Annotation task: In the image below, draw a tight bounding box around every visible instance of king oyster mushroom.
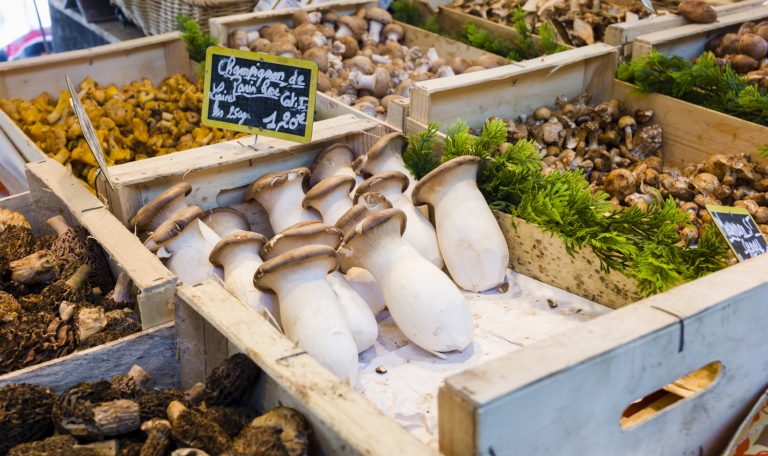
[254,245,359,383]
[355,132,416,196]
[302,175,357,225]
[200,207,251,238]
[130,182,192,234]
[338,209,473,355]
[412,156,509,292]
[209,231,277,323]
[262,222,378,353]
[309,142,362,187]
[244,168,321,233]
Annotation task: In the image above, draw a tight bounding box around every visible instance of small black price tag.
[706,204,768,261]
[201,46,317,143]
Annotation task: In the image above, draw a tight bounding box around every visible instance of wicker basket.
[112,0,257,35]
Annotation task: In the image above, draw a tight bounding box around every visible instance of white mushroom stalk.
[244,167,320,233]
[356,172,443,268]
[254,245,359,383]
[200,207,251,237]
[130,182,192,233]
[310,142,363,187]
[262,222,378,353]
[302,175,356,225]
[338,209,473,354]
[355,132,416,197]
[146,206,222,285]
[412,156,509,292]
[209,231,278,325]
[335,192,393,316]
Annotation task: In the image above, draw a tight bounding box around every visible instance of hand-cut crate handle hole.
[620,361,722,429]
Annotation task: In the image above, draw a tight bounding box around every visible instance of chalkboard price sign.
[706,204,768,262]
[201,46,317,143]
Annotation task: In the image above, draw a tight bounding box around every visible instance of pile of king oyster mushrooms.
[497,93,768,240]
[226,7,508,118]
[0,353,310,455]
[131,133,511,384]
[0,210,140,374]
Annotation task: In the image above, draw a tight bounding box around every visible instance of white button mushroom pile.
[227,7,507,118]
[129,133,512,384]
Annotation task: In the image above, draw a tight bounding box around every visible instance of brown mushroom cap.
[303,175,356,209]
[131,182,192,231]
[365,7,392,24]
[146,206,204,251]
[260,23,290,41]
[354,172,408,202]
[412,155,481,206]
[336,35,360,59]
[244,167,311,202]
[345,55,375,75]
[253,244,339,293]
[335,192,393,237]
[209,231,269,266]
[463,65,487,74]
[303,47,328,72]
[201,207,251,236]
[338,16,367,36]
[382,23,404,40]
[476,54,507,69]
[262,221,342,261]
[310,143,356,186]
[323,11,339,24]
[356,132,405,175]
[342,208,406,245]
[317,72,332,92]
[292,10,310,27]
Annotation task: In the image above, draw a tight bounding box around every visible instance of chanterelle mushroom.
[254,245,359,383]
[412,156,509,292]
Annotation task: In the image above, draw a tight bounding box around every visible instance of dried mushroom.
[140,419,173,456]
[228,424,289,456]
[48,216,113,292]
[167,401,233,455]
[0,383,57,452]
[0,311,76,374]
[202,353,260,407]
[249,407,309,456]
[7,435,82,456]
[53,380,141,438]
[0,75,247,191]
[0,209,34,274]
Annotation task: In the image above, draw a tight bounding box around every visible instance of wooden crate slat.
[439,252,768,455]
[0,322,177,394]
[24,159,176,329]
[177,281,436,456]
[0,127,28,194]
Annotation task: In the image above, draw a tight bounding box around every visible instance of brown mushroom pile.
[499,94,768,240]
[227,7,508,118]
[1,354,310,455]
[705,21,768,86]
[0,76,247,191]
[450,0,677,46]
[0,210,140,374]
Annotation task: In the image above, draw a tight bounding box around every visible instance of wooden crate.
[604,0,768,60]
[0,32,193,163]
[208,0,520,131]
[628,3,768,60]
[0,130,28,195]
[21,159,176,329]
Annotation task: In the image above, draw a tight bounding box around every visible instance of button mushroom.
[254,245,359,383]
[338,209,473,354]
[412,156,509,292]
[356,171,443,268]
[365,7,392,43]
[209,231,277,324]
[244,167,321,234]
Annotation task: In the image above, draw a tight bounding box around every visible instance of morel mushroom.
[0,383,56,453]
[39,263,91,309]
[47,215,113,291]
[8,249,60,285]
[254,245,359,383]
[203,353,260,407]
[140,418,173,456]
[228,424,288,456]
[0,290,21,323]
[412,156,509,292]
[53,381,141,438]
[168,401,232,455]
[0,208,34,272]
[249,407,309,456]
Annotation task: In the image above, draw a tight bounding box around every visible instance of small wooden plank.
[178,281,435,456]
[25,159,177,329]
[385,97,411,132]
[613,80,768,167]
[176,298,209,389]
[631,6,768,60]
[409,44,617,128]
[439,251,768,455]
[0,323,177,393]
[604,0,765,59]
[0,127,28,194]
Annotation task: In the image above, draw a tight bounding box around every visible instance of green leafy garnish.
[177,15,217,77]
[403,122,440,179]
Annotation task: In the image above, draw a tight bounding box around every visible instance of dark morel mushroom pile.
[0,210,140,375]
[0,354,309,455]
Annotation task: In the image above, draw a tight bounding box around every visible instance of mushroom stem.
[9,250,59,284]
[46,215,72,236]
[412,157,509,292]
[66,263,91,290]
[156,218,221,285]
[108,272,133,306]
[327,271,378,352]
[368,21,385,43]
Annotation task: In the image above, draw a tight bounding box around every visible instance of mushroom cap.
[618,115,636,128]
[335,192,393,236]
[336,35,360,59]
[146,205,204,250]
[209,231,269,267]
[302,175,356,209]
[270,41,299,57]
[345,55,375,74]
[245,167,311,202]
[364,131,404,162]
[323,11,339,23]
[303,47,328,72]
[382,23,404,39]
[131,182,192,231]
[253,244,339,293]
[412,155,481,206]
[476,54,507,69]
[200,207,251,236]
[310,143,356,186]
[358,95,381,107]
[292,9,310,27]
[317,72,332,92]
[463,65,487,73]
[354,171,408,202]
[365,7,392,24]
[338,16,367,36]
[342,208,406,244]
[261,221,342,260]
